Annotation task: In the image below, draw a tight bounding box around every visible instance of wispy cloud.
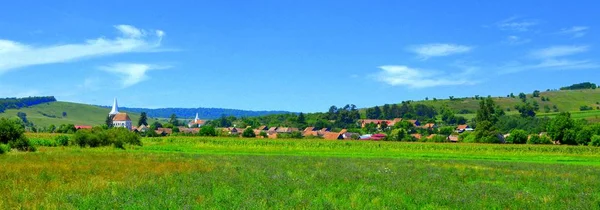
[504,35,531,45]
[499,45,597,73]
[372,65,476,88]
[497,16,538,32]
[0,25,165,74]
[530,45,589,59]
[408,43,472,60]
[558,26,589,38]
[99,63,170,88]
[500,59,599,74]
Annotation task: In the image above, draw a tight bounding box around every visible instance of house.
[137,124,150,132]
[419,123,437,129]
[267,127,278,135]
[368,133,387,140]
[75,125,93,130]
[320,129,348,140]
[257,126,268,131]
[179,127,200,134]
[359,118,402,128]
[411,133,422,140]
[456,124,472,133]
[276,127,299,133]
[155,128,172,136]
[108,98,132,130]
[447,135,459,142]
[303,127,318,137]
[188,113,205,128]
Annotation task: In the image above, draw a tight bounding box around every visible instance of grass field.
[0,101,156,128]
[2,136,600,208]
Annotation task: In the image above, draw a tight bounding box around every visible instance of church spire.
[109,98,119,116]
[195,113,199,121]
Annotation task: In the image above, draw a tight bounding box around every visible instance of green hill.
[411,89,600,114]
[0,101,155,128]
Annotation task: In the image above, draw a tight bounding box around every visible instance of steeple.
[194,113,199,122]
[109,98,119,116]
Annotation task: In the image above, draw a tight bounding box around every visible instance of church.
[109,98,132,130]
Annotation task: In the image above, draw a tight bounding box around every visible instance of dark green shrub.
[55,135,70,146]
[506,129,528,144]
[590,135,600,147]
[0,144,9,154]
[242,128,256,138]
[10,136,36,152]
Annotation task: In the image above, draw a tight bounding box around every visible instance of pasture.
[2,136,600,209]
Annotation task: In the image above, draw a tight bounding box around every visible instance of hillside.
[411,89,600,115]
[0,101,153,128]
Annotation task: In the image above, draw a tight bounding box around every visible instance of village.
[73,98,477,141]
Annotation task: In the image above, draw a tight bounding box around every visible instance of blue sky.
[0,1,598,112]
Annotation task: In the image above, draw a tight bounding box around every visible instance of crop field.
[2,137,600,209]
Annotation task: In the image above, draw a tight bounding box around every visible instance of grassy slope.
[0,101,154,128]
[2,137,600,208]
[415,89,600,113]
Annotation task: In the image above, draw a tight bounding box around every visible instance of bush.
[506,129,528,144]
[55,135,70,146]
[590,135,600,147]
[0,144,9,154]
[199,126,217,137]
[0,117,25,145]
[428,135,448,143]
[10,136,36,151]
[527,135,553,144]
[73,127,141,149]
[242,128,256,138]
[259,131,268,138]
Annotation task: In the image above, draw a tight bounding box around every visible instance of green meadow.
[2,136,600,209]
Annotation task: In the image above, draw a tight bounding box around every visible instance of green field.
[2,136,600,208]
[0,101,156,128]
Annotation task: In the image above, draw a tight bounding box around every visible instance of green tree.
[506,129,528,144]
[0,118,34,151]
[169,114,179,126]
[590,135,600,146]
[242,128,256,138]
[297,112,306,127]
[518,92,527,101]
[390,128,407,141]
[105,116,113,128]
[547,112,574,145]
[199,126,217,136]
[138,112,148,126]
[515,103,536,118]
[382,104,391,119]
[532,90,540,97]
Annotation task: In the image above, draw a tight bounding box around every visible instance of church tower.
[109,98,119,117]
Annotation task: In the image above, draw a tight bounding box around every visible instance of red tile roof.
[75,125,92,129]
[457,124,469,130]
[112,113,131,121]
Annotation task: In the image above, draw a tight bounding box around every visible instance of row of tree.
[0,96,56,113]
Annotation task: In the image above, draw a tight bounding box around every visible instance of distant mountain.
[100,107,292,119]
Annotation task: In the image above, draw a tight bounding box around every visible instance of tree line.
[0,96,56,113]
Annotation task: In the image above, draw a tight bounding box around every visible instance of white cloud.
[408,43,472,59]
[530,45,589,59]
[373,65,475,88]
[500,59,599,74]
[558,26,589,38]
[497,16,538,32]
[504,35,531,45]
[99,63,170,88]
[0,25,165,74]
